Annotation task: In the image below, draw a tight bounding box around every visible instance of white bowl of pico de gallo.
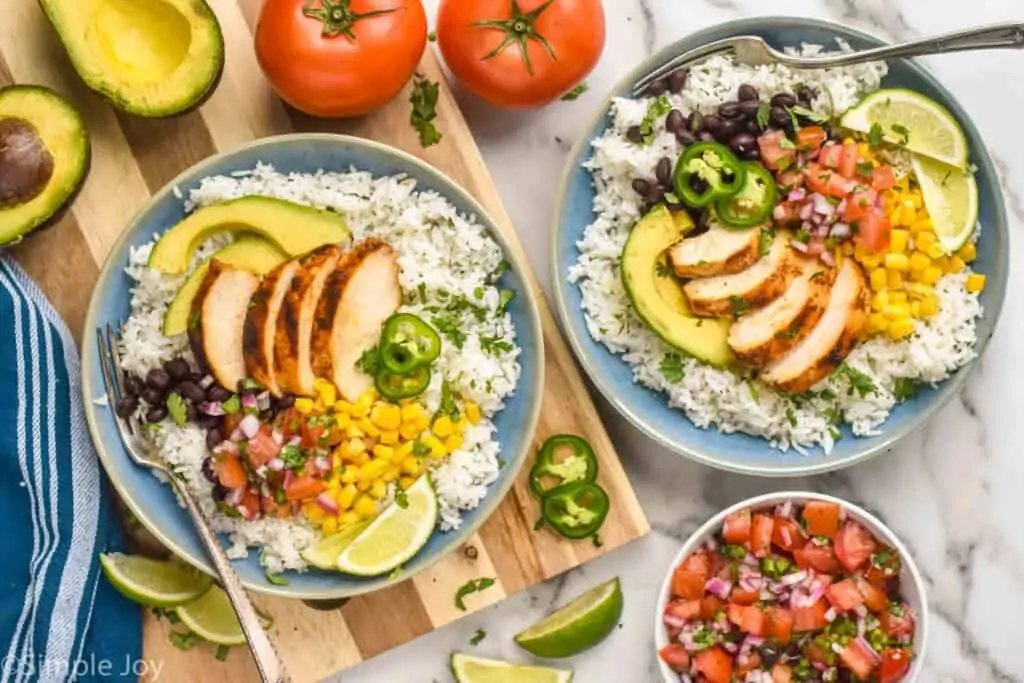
[654,492,928,683]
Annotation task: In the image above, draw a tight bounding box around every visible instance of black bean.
[675,129,697,147]
[797,85,818,104]
[177,380,205,403]
[187,372,205,384]
[196,413,220,430]
[275,395,296,410]
[701,114,722,135]
[655,158,672,186]
[259,409,275,422]
[770,106,791,127]
[666,69,687,94]
[145,368,171,391]
[742,119,761,134]
[207,385,233,402]
[665,109,685,134]
[738,99,762,118]
[145,405,168,423]
[740,147,761,161]
[124,374,143,397]
[115,394,139,419]
[646,185,665,204]
[686,111,703,133]
[770,92,797,109]
[141,387,164,406]
[717,101,743,119]
[644,77,669,97]
[206,428,223,451]
[201,457,218,483]
[714,118,739,142]
[165,358,190,380]
[185,402,198,423]
[697,131,715,142]
[631,178,652,197]
[729,133,757,154]
[625,125,643,144]
[737,84,759,102]
[212,484,228,501]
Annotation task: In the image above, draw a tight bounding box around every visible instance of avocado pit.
[0,117,54,209]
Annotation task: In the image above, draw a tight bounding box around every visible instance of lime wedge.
[451,654,573,683]
[99,553,212,607]
[174,585,271,646]
[514,577,623,658]
[840,89,969,168]
[912,154,979,253]
[300,521,371,570]
[335,475,438,576]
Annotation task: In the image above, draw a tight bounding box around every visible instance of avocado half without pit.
[0,86,90,246]
[39,0,225,117]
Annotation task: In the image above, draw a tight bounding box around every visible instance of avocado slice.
[148,196,351,275]
[39,0,225,117]
[163,236,287,336]
[621,205,733,367]
[0,86,89,246]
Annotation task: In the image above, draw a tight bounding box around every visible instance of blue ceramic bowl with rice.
[81,134,544,599]
[551,17,1008,476]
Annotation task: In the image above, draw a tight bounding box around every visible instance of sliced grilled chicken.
[728,260,832,366]
[667,224,760,279]
[188,260,260,393]
[312,239,401,402]
[273,245,343,397]
[683,233,799,318]
[760,258,869,393]
[242,259,301,396]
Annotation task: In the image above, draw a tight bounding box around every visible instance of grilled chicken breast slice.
[683,233,799,318]
[667,225,760,279]
[728,259,832,366]
[760,258,869,393]
[311,239,401,402]
[273,245,343,397]
[242,259,301,396]
[188,260,260,393]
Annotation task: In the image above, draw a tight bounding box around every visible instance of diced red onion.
[288,435,301,447]
[855,636,882,662]
[776,500,794,518]
[722,641,739,654]
[742,553,758,566]
[230,428,244,442]
[664,614,687,629]
[837,198,848,214]
[238,414,260,439]
[773,204,788,221]
[705,577,733,599]
[283,470,294,489]
[680,631,698,651]
[791,239,809,253]
[779,570,807,587]
[820,250,835,267]
[739,576,762,593]
[199,375,215,390]
[853,604,868,618]
[199,401,225,416]
[704,537,718,552]
[315,492,339,514]
[315,455,331,473]
[237,505,251,520]
[830,222,852,239]
[813,193,834,216]
[266,458,285,472]
[825,606,837,622]
[241,393,259,411]
[812,660,828,671]
[743,635,765,650]
[271,429,284,446]
[256,391,271,411]
[788,188,807,202]
[799,203,814,220]
[225,487,244,505]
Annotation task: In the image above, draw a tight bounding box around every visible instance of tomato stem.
[302,0,397,39]
[471,0,558,75]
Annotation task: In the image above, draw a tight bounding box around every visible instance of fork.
[97,323,288,683]
[633,21,1024,97]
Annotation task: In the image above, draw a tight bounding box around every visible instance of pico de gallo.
[659,499,917,683]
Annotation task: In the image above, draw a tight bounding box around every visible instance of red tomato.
[727,604,768,636]
[701,595,723,620]
[437,0,605,109]
[694,646,734,683]
[805,163,855,198]
[659,644,691,673]
[840,638,880,679]
[795,125,828,151]
[255,0,427,118]
[238,488,262,520]
[768,607,793,644]
[729,587,760,606]
[855,208,892,252]
[873,165,897,190]
[736,652,763,675]
[215,453,248,489]
[284,475,325,501]
[791,600,829,632]
[247,425,283,468]
[772,517,806,552]
[865,547,903,585]
[843,188,879,223]
[773,200,804,225]
[802,501,841,538]
[879,605,916,638]
[751,514,774,558]
[665,599,702,621]
[757,130,795,171]
[855,575,890,612]
[838,141,860,178]
[793,544,842,574]
[771,664,793,683]
[818,142,843,169]
[723,508,753,544]
[826,579,865,612]
[777,170,805,191]
[879,648,912,682]
[672,552,710,599]
[276,408,300,441]
[835,521,878,573]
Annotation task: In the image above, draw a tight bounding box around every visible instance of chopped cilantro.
[222,395,241,414]
[638,95,672,145]
[789,105,829,123]
[836,363,877,398]
[759,228,775,258]
[786,406,797,427]
[868,122,885,146]
[795,228,811,244]
[481,335,514,356]
[774,327,799,341]
[892,377,919,402]
[166,393,188,427]
[729,296,751,316]
[779,138,797,150]
[279,443,306,469]
[498,289,516,313]
[454,577,496,611]
[756,101,771,129]
[856,161,874,177]
[560,82,589,101]
[215,645,230,662]
[432,311,467,349]
[427,30,437,42]
[395,490,409,509]
[469,628,487,646]
[660,353,684,383]
[356,345,380,375]
[656,261,673,277]
[410,74,442,147]
[891,123,910,146]
[439,380,461,421]
[169,630,200,651]
[592,533,603,547]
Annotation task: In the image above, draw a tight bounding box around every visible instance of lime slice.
[335,475,438,576]
[514,577,623,658]
[840,89,969,168]
[300,521,371,570]
[99,553,212,607]
[912,154,979,253]
[174,585,271,646]
[451,654,573,683]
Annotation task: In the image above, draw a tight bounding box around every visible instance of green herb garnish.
[729,296,751,316]
[265,570,289,586]
[395,490,410,509]
[836,363,877,398]
[454,577,497,611]
[856,161,874,177]
[166,393,188,427]
[470,628,487,645]
[561,82,589,101]
[356,345,380,375]
[790,105,829,123]
[868,122,885,146]
[759,228,775,257]
[660,353,684,383]
[410,74,443,147]
[756,101,770,129]
[222,395,241,415]
[639,95,672,145]
[892,377,919,402]
[891,123,910,146]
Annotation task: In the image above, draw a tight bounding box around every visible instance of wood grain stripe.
[341,580,434,659]
[117,111,218,193]
[411,532,507,626]
[0,51,13,86]
[249,597,363,680]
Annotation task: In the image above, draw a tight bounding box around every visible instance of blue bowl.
[551,17,1008,477]
[81,134,544,599]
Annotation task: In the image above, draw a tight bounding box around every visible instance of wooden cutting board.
[0,0,650,680]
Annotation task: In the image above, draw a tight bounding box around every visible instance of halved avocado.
[163,236,287,336]
[148,196,351,275]
[39,0,225,117]
[621,205,733,367]
[0,86,89,246]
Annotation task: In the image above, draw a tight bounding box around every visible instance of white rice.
[569,45,984,454]
[118,164,522,572]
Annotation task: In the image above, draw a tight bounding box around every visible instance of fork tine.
[96,326,120,407]
[105,323,127,397]
[630,38,740,97]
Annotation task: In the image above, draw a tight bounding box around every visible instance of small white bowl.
[654,492,929,682]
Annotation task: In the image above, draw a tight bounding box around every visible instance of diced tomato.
[700,595,723,620]
[865,547,903,586]
[658,644,691,673]
[729,587,760,605]
[834,521,878,573]
[826,579,865,612]
[736,651,763,675]
[237,488,261,521]
[806,236,826,256]
[796,125,828,151]
[727,603,768,636]
[672,552,710,599]
[776,170,805,192]
[275,408,300,441]
[855,208,892,252]
[818,142,843,169]
[758,129,797,171]
[772,517,806,552]
[215,453,247,489]
[792,600,829,632]
[771,664,793,683]
[805,162,855,198]
[855,575,890,612]
[284,475,325,501]
[879,647,912,683]
[879,604,916,638]
[767,607,793,644]
[222,411,242,437]
[838,141,859,178]
[872,165,897,191]
[772,200,804,225]
[246,425,282,468]
[665,599,702,621]
[842,187,878,223]
[793,544,842,574]
[751,514,774,558]
[722,508,752,544]
[694,646,734,683]
[802,501,841,538]
[840,638,880,679]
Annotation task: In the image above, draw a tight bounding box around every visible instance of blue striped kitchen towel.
[0,254,142,682]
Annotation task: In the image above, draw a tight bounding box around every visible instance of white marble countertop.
[333,1,1024,681]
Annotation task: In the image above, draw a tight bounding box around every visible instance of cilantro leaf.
[560,82,589,101]
[356,345,380,375]
[660,353,684,383]
[759,228,775,258]
[836,363,877,398]
[789,105,829,123]
[868,122,885,146]
[892,377,919,402]
[454,577,496,611]
[638,95,672,145]
[410,74,443,148]
[891,123,910,146]
[756,101,770,129]
[469,628,487,646]
[395,490,409,509]
[166,393,188,427]
[729,296,751,316]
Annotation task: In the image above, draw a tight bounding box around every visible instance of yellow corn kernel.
[401,456,422,476]
[335,412,351,430]
[370,403,402,430]
[870,268,888,291]
[910,218,933,234]
[327,478,341,493]
[424,435,446,459]
[399,422,421,441]
[444,434,464,453]
[348,438,367,456]
[909,301,922,318]
[340,466,357,484]
[857,142,870,156]
[966,273,987,293]
[867,313,889,333]
[887,270,904,290]
[354,495,377,519]
[841,241,855,256]
[888,318,916,340]
[400,403,425,424]
[900,201,918,226]
[957,242,978,263]
[889,229,909,254]
[464,401,482,425]
[354,451,371,466]
[340,511,361,528]
[372,444,395,461]
[908,251,931,272]
[294,397,315,414]
[946,256,966,274]
[432,416,454,438]
[355,418,378,439]
[395,441,414,460]
[379,430,399,446]
[345,423,365,440]
[314,378,337,407]
[399,476,416,490]
[889,291,908,305]
[336,400,354,415]
[306,505,325,523]
[908,283,933,300]
[860,254,884,270]
[369,480,388,500]
[907,191,923,209]
[884,253,909,271]
[322,516,339,535]
[915,230,937,251]
[351,394,373,419]
[854,244,869,261]
[356,479,371,492]
[920,295,940,317]
[882,303,910,321]
[871,290,890,311]
[908,269,925,283]
[843,136,855,145]
[925,243,946,259]
[921,266,943,285]
[358,458,388,482]
[382,465,401,483]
